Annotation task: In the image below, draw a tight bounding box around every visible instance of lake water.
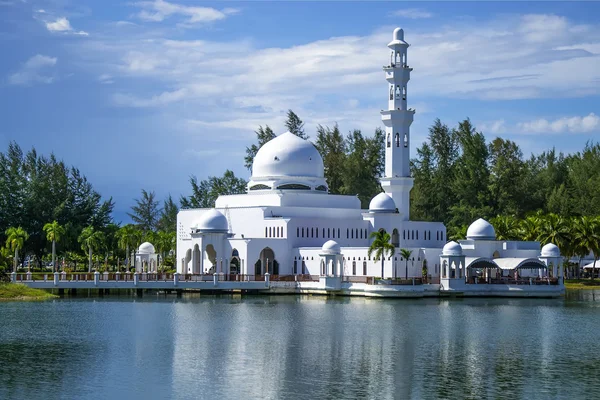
[1,291,600,400]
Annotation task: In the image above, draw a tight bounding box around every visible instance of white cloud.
[517,113,600,134]
[7,54,57,86]
[65,12,600,146]
[391,8,433,19]
[38,14,89,36]
[133,0,239,25]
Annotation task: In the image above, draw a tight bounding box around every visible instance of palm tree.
[491,215,518,241]
[43,220,65,273]
[400,248,413,280]
[573,216,600,280]
[519,215,541,242]
[368,230,395,279]
[5,227,29,272]
[78,226,105,272]
[155,231,175,268]
[538,213,570,250]
[116,224,138,270]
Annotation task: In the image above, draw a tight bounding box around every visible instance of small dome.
[252,132,324,179]
[321,240,341,254]
[541,243,560,257]
[369,192,396,213]
[442,241,463,256]
[138,242,155,254]
[466,218,496,240]
[193,209,228,233]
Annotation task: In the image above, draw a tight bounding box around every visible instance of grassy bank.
[0,283,57,301]
[565,279,600,290]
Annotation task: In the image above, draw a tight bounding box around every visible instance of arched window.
[328,228,331,238]
[392,229,399,247]
[402,86,406,100]
[316,228,318,238]
[404,133,408,148]
[360,229,363,239]
[265,227,268,237]
[387,133,391,148]
[355,229,358,239]
[322,228,325,237]
[395,133,400,147]
[403,230,406,240]
[311,227,314,238]
[395,85,401,99]
[363,261,367,275]
[351,230,354,239]
[352,261,356,275]
[417,231,419,240]
[302,228,304,238]
[347,228,349,238]
[297,227,299,237]
[293,260,298,274]
[389,86,394,101]
[411,230,414,240]
[338,228,341,238]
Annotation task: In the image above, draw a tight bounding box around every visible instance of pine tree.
[128,189,161,233]
[285,110,308,139]
[244,125,276,171]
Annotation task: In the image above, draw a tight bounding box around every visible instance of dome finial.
[393,27,404,41]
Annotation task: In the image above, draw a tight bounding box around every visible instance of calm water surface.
[1,291,600,400]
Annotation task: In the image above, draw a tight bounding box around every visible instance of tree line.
[3,110,600,276]
[0,143,178,274]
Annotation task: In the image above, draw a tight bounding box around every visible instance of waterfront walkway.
[9,272,564,298]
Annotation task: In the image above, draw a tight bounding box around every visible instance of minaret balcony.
[380,109,415,126]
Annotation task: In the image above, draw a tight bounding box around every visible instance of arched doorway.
[256,247,278,276]
[230,249,240,274]
[204,244,217,274]
[193,244,201,274]
[185,249,192,273]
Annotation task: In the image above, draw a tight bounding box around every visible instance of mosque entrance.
[230,249,240,274]
[255,248,279,276]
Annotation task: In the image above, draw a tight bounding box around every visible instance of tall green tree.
[43,220,65,272]
[400,248,413,280]
[342,129,385,208]
[573,216,600,279]
[157,195,178,233]
[489,138,526,217]
[285,109,308,139]
[315,124,346,194]
[78,226,105,272]
[491,215,519,241]
[180,170,247,209]
[368,230,395,279]
[5,226,28,272]
[450,119,492,226]
[244,125,276,170]
[116,224,139,269]
[128,189,160,233]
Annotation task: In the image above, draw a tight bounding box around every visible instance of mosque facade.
[175,28,564,288]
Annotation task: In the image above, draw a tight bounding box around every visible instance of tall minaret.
[380,27,415,221]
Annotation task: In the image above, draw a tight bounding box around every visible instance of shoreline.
[0,283,57,301]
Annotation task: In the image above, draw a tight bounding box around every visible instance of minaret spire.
[380,27,415,220]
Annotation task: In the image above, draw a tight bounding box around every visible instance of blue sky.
[1,1,599,224]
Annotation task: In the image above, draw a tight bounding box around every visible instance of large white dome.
[466,218,496,240]
[252,131,324,179]
[369,192,396,213]
[193,209,228,233]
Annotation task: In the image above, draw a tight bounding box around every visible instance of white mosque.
[174,28,564,294]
